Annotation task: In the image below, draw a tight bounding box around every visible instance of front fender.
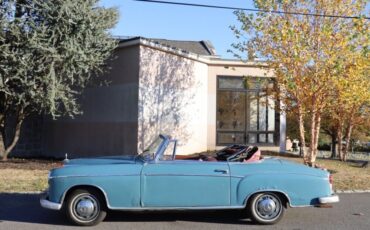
[48,175,141,209]
[236,173,331,207]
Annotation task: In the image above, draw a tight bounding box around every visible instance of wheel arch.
[61,184,110,209]
[244,190,291,208]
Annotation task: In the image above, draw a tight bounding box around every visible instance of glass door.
[216,91,246,144]
[216,76,277,146]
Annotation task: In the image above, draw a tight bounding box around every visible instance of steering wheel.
[227,149,247,162]
[228,146,259,162]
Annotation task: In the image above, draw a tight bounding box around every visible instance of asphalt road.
[0,193,369,230]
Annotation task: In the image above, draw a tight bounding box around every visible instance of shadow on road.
[0,193,67,226]
[0,193,254,226]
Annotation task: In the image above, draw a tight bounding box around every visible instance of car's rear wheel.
[65,188,106,226]
[248,192,285,225]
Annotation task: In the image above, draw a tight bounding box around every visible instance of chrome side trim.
[40,194,62,210]
[151,160,229,166]
[231,172,328,179]
[144,173,229,177]
[319,195,339,204]
[49,174,140,179]
[108,205,245,211]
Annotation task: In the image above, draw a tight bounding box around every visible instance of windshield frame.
[136,134,169,162]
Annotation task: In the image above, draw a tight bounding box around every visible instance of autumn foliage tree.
[0,0,118,160]
[321,17,369,161]
[332,58,369,161]
[231,0,369,166]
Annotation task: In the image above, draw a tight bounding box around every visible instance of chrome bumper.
[319,195,339,204]
[40,193,62,210]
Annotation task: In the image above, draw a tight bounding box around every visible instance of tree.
[335,73,369,161]
[0,0,118,160]
[321,26,370,161]
[231,0,369,166]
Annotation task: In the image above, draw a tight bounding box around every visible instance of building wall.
[138,46,209,155]
[41,45,140,158]
[10,116,43,158]
[10,41,286,158]
[207,63,282,152]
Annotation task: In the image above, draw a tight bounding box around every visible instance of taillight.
[329,174,333,192]
[329,174,333,184]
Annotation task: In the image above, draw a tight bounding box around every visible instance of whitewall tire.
[248,192,285,225]
[65,188,107,226]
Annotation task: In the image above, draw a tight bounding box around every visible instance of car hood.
[64,155,138,166]
[49,155,143,179]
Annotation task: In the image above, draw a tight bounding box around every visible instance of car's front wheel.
[248,192,285,225]
[65,188,106,226]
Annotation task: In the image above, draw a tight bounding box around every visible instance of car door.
[141,160,230,207]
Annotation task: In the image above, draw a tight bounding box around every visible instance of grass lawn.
[0,156,369,193]
[0,159,57,193]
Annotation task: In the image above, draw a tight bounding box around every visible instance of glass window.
[259,92,267,131]
[268,96,275,131]
[248,92,258,131]
[268,134,274,144]
[248,133,257,144]
[259,134,266,143]
[138,136,164,161]
[217,132,245,144]
[218,77,244,89]
[247,77,272,90]
[216,76,277,145]
[160,141,176,161]
[217,91,245,131]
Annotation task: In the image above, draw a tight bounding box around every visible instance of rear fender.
[236,173,331,207]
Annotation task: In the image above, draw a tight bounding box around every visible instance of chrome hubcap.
[72,194,99,221]
[76,199,95,217]
[255,194,281,220]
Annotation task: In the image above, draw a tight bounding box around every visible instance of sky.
[99,0,370,59]
[99,0,254,58]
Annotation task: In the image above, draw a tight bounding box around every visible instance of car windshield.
[136,136,164,161]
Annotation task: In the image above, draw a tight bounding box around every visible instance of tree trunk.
[311,112,321,165]
[343,123,354,162]
[308,111,317,165]
[337,122,344,161]
[0,110,25,161]
[297,105,306,161]
[330,133,337,159]
[0,132,6,161]
[0,114,6,160]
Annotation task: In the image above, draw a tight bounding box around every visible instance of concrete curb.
[0,191,44,195]
[335,190,370,194]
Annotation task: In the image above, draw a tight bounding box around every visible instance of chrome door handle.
[214,169,228,174]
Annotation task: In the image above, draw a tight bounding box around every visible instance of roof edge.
[117,37,268,67]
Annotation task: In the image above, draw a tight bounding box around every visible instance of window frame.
[216,76,279,146]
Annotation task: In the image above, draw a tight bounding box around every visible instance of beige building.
[32,37,286,158]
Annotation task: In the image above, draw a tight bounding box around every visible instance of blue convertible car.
[41,134,338,226]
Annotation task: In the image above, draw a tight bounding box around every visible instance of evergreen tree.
[0,0,118,160]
